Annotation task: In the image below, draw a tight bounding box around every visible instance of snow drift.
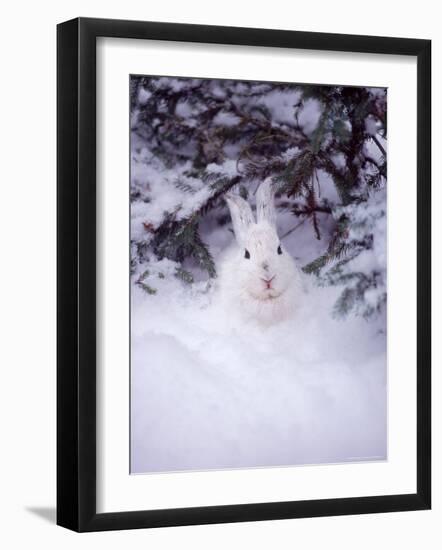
[131,254,386,474]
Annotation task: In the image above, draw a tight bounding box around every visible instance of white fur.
[217,180,303,326]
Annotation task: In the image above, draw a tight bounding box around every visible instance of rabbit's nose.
[261,276,275,289]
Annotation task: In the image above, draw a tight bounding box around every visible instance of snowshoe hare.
[217,179,302,326]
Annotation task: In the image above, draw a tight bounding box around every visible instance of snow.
[280,147,301,163]
[175,100,195,118]
[363,135,386,163]
[298,98,323,134]
[257,89,302,125]
[138,87,151,105]
[212,110,241,127]
[206,159,238,178]
[153,77,188,92]
[131,260,386,473]
[331,152,347,170]
[130,144,214,236]
[315,169,341,203]
[365,115,379,137]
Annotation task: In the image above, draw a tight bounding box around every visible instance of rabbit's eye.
[244,249,251,259]
[277,245,283,255]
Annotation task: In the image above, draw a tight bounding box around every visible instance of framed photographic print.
[57,17,431,532]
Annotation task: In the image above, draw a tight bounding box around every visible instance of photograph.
[129,74,388,474]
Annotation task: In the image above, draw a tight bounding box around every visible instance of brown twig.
[280,217,308,239]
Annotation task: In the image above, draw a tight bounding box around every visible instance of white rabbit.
[217,179,303,326]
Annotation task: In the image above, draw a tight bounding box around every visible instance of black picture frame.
[57,17,431,532]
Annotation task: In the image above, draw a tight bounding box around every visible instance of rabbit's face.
[224,179,298,306]
[239,222,296,302]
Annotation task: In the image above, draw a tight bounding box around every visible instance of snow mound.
[131,276,386,473]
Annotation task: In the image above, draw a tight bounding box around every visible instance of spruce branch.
[370,134,387,157]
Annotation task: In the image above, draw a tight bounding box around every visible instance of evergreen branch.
[135,269,157,295]
[280,217,308,239]
[175,267,194,284]
[291,205,332,216]
[273,149,316,198]
[370,134,387,157]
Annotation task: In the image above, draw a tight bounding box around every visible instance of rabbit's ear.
[225,194,254,244]
[256,178,276,227]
